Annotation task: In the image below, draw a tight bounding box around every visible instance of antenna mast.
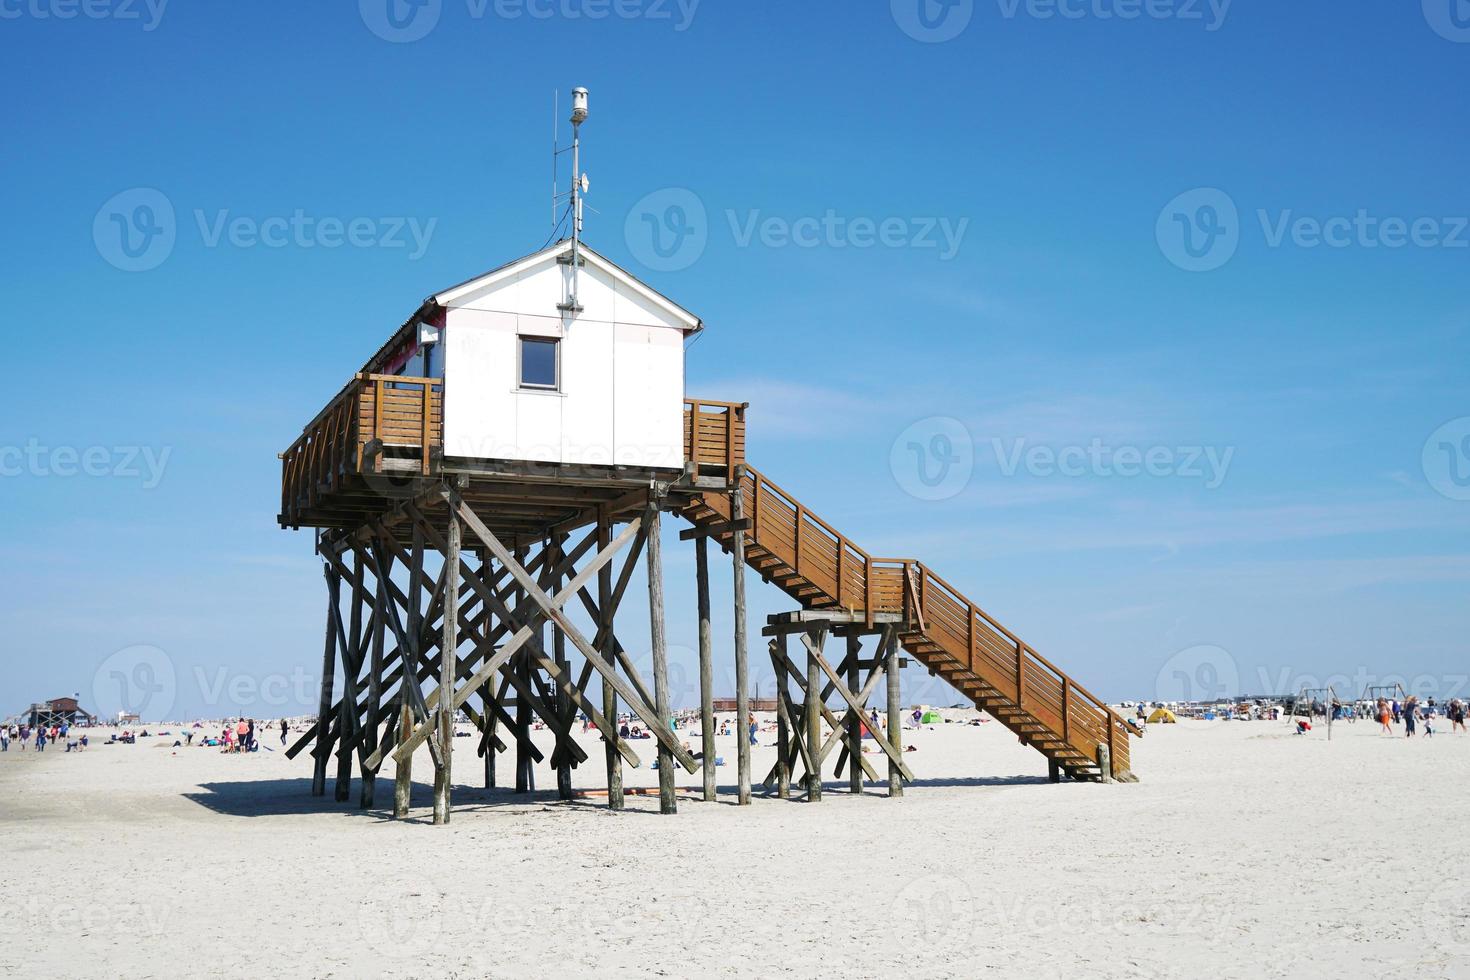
[556,86,590,314]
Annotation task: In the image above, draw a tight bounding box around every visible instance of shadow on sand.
[183,772,1055,821]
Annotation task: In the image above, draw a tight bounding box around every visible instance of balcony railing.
[282,381,746,527]
[280,374,443,526]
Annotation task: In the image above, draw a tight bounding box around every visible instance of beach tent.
[920,711,943,724]
[1147,707,1178,724]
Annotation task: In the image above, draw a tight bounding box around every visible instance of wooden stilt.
[553,540,573,802]
[599,509,623,811]
[433,506,460,825]
[394,702,413,818]
[806,627,822,802]
[360,552,386,810]
[730,480,752,806]
[311,562,340,798]
[334,552,365,803]
[886,626,903,799]
[1097,744,1113,784]
[1048,760,1062,783]
[514,546,533,795]
[393,527,426,819]
[647,501,677,815]
[847,632,862,795]
[773,637,790,799]
[695,535,716,802]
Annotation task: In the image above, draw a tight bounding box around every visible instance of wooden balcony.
[280,378,746,531]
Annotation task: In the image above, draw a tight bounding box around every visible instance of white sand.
[2,715,1467,979]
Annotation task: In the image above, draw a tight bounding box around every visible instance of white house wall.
[441,252,687,469]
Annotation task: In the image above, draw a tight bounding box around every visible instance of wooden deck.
[279,375,745,536]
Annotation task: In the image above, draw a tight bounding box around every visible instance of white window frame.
[518,335,560,392]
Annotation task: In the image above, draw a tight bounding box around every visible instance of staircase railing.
[699,463,1133,777]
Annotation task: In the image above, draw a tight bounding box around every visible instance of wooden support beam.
[647,502,677,815]
[360,552,387,810]
[806,626,824,802]
[433,507,460,825]
[772,637,790,799]
[731,481,752,805]
[381,499,698,774]
[847,632,862,795]
[695,535,716,803]
[886,625,903,799]
[598,509,623,811]
[311,563,340,798]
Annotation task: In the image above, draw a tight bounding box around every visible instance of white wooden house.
[384,238,702,472]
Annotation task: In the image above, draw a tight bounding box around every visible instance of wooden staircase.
[683,465,1138,783]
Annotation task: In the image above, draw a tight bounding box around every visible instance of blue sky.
[2,0,1468,721]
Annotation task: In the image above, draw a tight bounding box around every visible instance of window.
[519,336,559,390]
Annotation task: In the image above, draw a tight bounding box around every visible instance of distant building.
[712,698,778,714]
[23,696,98,729]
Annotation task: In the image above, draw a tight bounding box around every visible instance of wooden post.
[433,508,460,826]
[361,554,386,809]
[311,563,340,798]
[1097,743,1113,784]
[553,542,573,802]
[647,502,677,815]
[695,535,716,802]
[514,546,533,795]
[731,481,752,805]
[394,528,426,819]
[847,632,862,794]
[483,557,497,790]
[335,553,364,803]
[886,626,902,799]
[806,628,822,803]
[1048,759,1062,783]
[773,636,791,799]
[599,510,623,811]
[394,701,413,818]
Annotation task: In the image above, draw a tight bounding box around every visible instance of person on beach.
[246,718,256,752]
[235,718,249,752]
[1423,709,1434,738]
[1,728,9,752]
[281,719,289,744]
[1404,697,1417,738]
[1450,700,1466,734]
[1378,699,1392,735]
[35,728,47,752]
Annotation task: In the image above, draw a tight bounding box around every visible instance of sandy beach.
[3,713,1467,979]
